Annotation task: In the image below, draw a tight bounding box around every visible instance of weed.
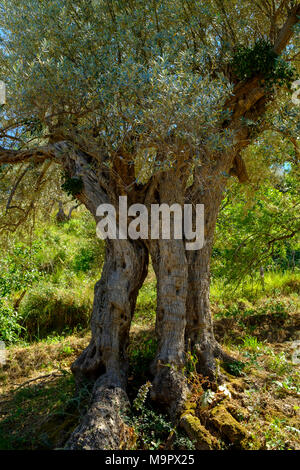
[273,374,300,395]
[267,351,293,375]
[242,335,263,352]
[264,417,289,450]
[128,382,195,450]
[223,360,245,377]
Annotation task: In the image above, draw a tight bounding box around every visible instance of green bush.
[127,382,195,450]
[0,300,23,343]
[0,243,42,297]
[232,39,295,87]
[19,284,91,340]
[72,246,96,273]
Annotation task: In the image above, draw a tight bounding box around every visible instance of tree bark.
[65,376,133,450]
[149,236,189,415]
[186,241,235,380]
[67,151,238,446]
[185,170,237,379]
[66,238,148,449]
[146,172,189,415]
[72,239,148,385]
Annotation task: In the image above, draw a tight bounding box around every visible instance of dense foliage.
[232,39,296,87]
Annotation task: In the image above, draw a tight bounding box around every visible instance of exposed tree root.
[150,365,189,417]
[194,340,240,383]
[65,375,132,450]
[180,413,221,450]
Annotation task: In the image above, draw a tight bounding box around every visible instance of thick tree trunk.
[67,155,236,447]
[185,171,237,379]
[146,172,189,415]
[65,376,132,450]
[186,242,234,380]
[72,239,148,384]
[149,237,189,415]
[186,242,217,379]
[66,238,148,449]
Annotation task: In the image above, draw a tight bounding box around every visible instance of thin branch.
[6,164,32,211]
[12,372,65,391]
[267,229,299,246]
[0,145,55,165]
[273,3,300,54]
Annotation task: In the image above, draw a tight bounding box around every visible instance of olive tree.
[0,0,299,449]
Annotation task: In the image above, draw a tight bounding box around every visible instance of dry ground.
[0,295,299,450]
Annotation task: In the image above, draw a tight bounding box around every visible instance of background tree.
[213,140,300,282]
[0,0,299,449]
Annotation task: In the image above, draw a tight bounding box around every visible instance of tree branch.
[6,164,32,211]
[0,145,55,165]
[273,3,300,54]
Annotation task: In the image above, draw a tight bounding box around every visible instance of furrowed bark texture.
[185,161,240,378]
[146,172,189,415]
[68,148,149,385]
[72,239,148,384]
[67,238,148,449]
[65,376,132,450]
[63,149,149,449]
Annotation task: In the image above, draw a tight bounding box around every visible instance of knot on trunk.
[229,154,249,183]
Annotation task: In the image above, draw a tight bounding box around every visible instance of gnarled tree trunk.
[67,165,237,449]
[185,173,236,379]
[59,147,151,449]
[72,238,148,385]
[147,172,189,415]
[66,238,148,449]
[65,147,240,447]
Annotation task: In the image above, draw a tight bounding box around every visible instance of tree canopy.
[0,1,299,184]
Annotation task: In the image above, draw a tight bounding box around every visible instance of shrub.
[223,360,245,377]
[72,246,96,273]
[232,39,295,88]
[128,382,195,450]
[0,300,23,343]
[19,284,91,340]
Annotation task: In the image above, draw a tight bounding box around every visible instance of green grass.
[0,211,104,343]
[242,335,264,352]
[19,282,92,341]
[0,372,91,450]
[134,281,156,325]
[211,270,300,304]
[0,207,299,344]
